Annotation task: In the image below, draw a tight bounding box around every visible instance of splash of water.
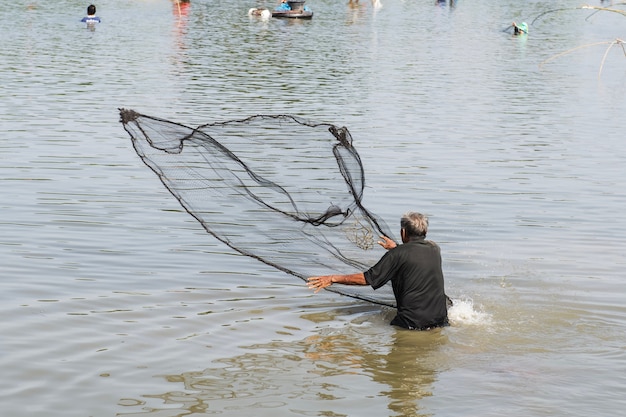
[448,298,492,327]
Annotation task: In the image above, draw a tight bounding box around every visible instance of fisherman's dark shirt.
[364,236,449,330]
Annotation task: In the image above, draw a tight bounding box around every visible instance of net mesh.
[119,109,397,307]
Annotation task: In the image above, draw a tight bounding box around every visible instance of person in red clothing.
[308,212,449,330]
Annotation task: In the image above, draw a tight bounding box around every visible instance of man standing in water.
[81,4,101,24]
[308,212,449,330]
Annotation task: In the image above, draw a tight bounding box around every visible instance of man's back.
[365,237,448,329]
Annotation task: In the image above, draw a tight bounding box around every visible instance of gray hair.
[401,212,428,237]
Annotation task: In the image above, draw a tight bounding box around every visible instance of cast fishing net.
[119,109,397,307]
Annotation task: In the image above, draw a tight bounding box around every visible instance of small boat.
[272,0,313,19]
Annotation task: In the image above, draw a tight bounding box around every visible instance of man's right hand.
[378,235,397,250]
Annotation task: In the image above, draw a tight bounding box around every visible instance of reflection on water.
[172,0,191,41]
[368,331,448,417]
[117,314,448,417]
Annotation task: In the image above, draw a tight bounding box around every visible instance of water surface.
[1,0,625,416]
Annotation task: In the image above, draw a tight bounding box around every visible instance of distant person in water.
[512,21,528,35]
[81,4,101,24]
[275,0,311,12]
[276,0,291,11]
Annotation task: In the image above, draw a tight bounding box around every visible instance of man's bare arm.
[307,273,366,293]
